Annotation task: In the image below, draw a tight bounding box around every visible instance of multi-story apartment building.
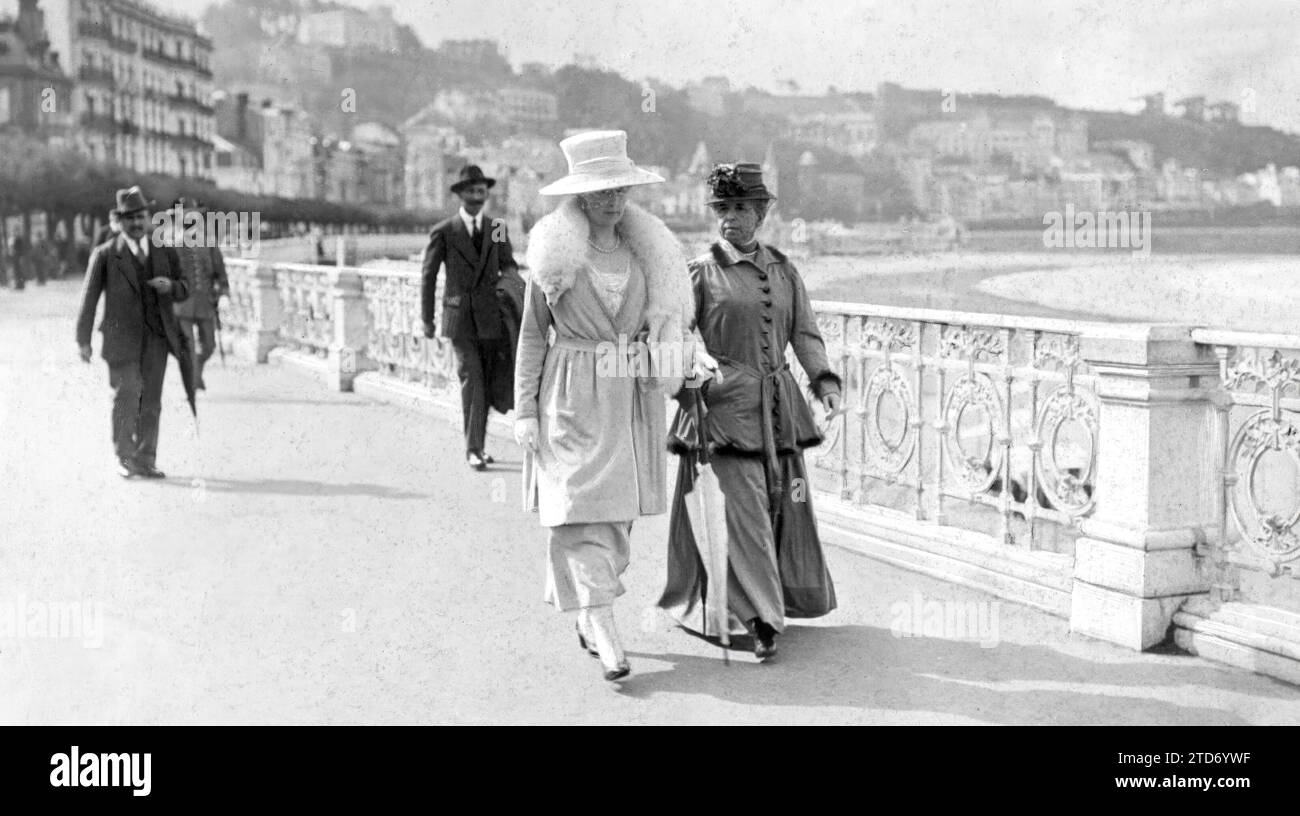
[349,121,403,207]
[908,108,1088,175]
[0,0,73,141]
[213,91,317,199]
[428,86,558,133]
[258,101,316,200]
[297,5,399,52]
[498,87,557,128]
[44,0,215,178]
[400,104,467,212]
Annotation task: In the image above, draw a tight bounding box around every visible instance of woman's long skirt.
[658,450,836,635]
[545,521,634,610]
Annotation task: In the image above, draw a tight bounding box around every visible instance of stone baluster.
[336,235,358,268]
[327,268,370,391]
[250,262,282,363]
[1069,325,1219,649]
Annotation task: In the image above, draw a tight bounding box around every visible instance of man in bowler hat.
[75,186,192,479]
[421,165,519,470]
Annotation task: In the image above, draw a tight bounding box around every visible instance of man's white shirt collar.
[123,234,148,259]
[459,208,485,234]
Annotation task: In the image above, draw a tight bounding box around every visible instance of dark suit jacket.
[420,213,518,341]
[76,233,191,365]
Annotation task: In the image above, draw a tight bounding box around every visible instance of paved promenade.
[3,279,1298,724]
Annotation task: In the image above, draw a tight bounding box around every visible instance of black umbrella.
[171,325,198,421]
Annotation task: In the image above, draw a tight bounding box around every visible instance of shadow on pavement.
[157,477,431,500]
[620,624,1295,724]
[201,396,377,408]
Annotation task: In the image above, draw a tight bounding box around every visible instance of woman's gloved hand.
[689,345,723,384]
[514,418,539,451]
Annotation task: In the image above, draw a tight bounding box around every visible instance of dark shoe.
[466,451,487,470]
[135,463,166,479]
[116,458,139,479]
[751,618,777,660]
[482,453,494,464]
[604,661,631,682]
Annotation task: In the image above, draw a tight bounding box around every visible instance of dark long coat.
[75,234,197,414]
[420,214,520,412]
[420,214,518,341]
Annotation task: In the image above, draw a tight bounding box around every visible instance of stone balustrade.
[215,256,1300,681]
[274,264,336,359]
[360,267,459,390]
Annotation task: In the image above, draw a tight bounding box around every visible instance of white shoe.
[587,606,630,681]
[576,610,599,657]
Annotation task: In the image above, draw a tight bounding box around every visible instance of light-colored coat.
[515,199,692,526]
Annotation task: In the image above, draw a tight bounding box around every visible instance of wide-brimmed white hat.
[539,130,664,196]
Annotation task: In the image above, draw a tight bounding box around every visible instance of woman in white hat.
[514,130,694,681]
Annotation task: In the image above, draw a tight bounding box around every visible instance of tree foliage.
[0,136,430,233]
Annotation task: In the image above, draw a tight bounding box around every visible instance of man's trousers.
[451,337,503,455]
[108,331,170,467]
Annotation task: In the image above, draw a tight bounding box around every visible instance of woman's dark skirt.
[657,449,837,635]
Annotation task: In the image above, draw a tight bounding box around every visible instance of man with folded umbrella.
[75,186,194,480]
[170,197,229,392]
[658,162,842,660]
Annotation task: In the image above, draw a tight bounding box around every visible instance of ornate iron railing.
[1193,329,1300,596]
[801,302,1103,551]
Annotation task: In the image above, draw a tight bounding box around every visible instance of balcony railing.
[76,20,111,41]
[77,66,116,88]
[78,112,117,131]
[168,93,215,115]
[108,33,137,53]
[141,46,212,77]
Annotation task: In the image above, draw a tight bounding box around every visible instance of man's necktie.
[472,218,484,253]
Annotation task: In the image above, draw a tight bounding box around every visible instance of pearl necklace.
[586,232,622,254]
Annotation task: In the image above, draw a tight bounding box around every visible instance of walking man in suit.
[421,165,518,470]
[76,186,192,479]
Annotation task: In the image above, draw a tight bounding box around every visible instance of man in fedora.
[421,165,519,470]
[75,186,193,479]
[169,197,229,391]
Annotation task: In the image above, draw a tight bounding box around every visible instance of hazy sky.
[23,0,1300,133]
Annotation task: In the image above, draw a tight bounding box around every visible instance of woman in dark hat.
[658,162,842,660]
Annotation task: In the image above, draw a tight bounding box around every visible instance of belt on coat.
[714,353,788,516]
[550,332,656,391]
[551,334,654,371]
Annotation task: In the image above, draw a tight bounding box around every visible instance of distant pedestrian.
[8,232,29,290]
[421,165,521,470]
[93,210,120,248]
[75,186,195,480]
[34,239,54,285]
[169,198,229,391]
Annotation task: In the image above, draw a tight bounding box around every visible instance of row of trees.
[0,136,435,258]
